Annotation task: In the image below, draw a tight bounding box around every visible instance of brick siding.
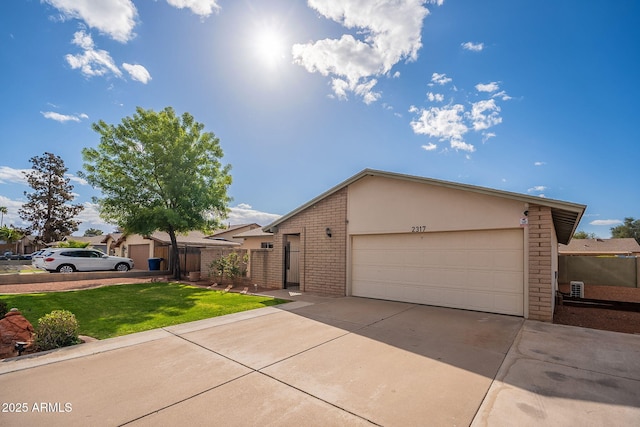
[527,205,554,321]
[200,247,247,282]
[262,187,348,295]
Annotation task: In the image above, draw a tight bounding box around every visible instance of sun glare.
[254,29,287,69]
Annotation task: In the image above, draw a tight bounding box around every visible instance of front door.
[284,236,300,288]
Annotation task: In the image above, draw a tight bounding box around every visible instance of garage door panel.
[351,230,524,316]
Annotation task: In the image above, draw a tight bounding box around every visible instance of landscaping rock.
[0,308,35,358]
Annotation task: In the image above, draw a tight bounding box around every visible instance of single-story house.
[62,235,108,253]
[260,169,586,322]
[559,238,640,257]
[104,230,239,271]
[233,228,274,250]
[207,224,262,244]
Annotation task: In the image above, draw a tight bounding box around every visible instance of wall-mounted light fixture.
[523,210,529,216]
[325,227,332,238]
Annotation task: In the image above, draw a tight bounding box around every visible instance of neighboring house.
[63,235,108,253]
[259,169,585,322]
[559,238,640,257]
[208,223,261,244]
[106,230,239,271]
[231,227,274,279]
[233,228,274,250]
[102,232,124,256]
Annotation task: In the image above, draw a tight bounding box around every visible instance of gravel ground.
[0,276,167,294]
[554,283,640,335]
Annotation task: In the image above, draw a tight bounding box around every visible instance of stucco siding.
[348,175,527,234]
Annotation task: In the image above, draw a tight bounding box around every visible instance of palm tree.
[0,206,7,228]
[0,226,23,255]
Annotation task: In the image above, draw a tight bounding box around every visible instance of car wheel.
[57,264,75,273]
[115,262,130,272]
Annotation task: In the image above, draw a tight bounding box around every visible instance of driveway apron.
[5,294,636,426]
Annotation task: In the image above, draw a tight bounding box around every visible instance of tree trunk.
[168,228,181,280]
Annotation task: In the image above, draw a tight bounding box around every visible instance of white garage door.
[351,229,524,316]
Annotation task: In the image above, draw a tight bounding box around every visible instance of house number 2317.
[411,226,427,232]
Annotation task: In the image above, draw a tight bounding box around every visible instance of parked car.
[40,249,134,273]
[31,250,47,269]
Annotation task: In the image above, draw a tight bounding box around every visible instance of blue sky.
[1,0,638,238]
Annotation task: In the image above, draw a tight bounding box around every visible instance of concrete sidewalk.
[1,291,639,426]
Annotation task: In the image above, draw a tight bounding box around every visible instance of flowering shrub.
[34,310,80,351]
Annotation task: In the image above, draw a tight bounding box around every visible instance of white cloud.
[482,132,496,143]
[75,202,118,234]
[475,82,499,92]
[469,99,502,131]
[41,111,89,123]
[409,104,473,152]
[421,143,437,151]
[226,204,281,226]
[166,0,221,17]
[534,161,546,166]
[450,140,475,152]
[461,41,484,52]
[528,186,547,193]
[590,219,623,226]
[0,196,25,228]
[66,31,122,78]
[43,0,138,43]
[493,90,512,101]
[66,174,89,186]
[122,63,151,84]
[411,74,507,153]
[292,0,435,103]
[0,166,28,185]
[427,92,444,102]
[431,72,452,85]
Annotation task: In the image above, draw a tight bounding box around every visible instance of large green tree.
[81,107,232,279]
[611,217,640,244]
[573,230,596,239]
[83,228,103,237]
[19,152,84,244]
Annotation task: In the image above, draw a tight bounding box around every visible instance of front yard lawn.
[0,282,287,339]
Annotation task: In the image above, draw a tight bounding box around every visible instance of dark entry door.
[284,240,300,288]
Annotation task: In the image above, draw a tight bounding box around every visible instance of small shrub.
[34,310,81,351]
[208,251,248,283]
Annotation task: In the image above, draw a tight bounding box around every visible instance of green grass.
[0,283,287,339]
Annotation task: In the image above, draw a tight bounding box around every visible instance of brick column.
[527,205,554,321]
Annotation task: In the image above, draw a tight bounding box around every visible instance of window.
[261,242,273,249]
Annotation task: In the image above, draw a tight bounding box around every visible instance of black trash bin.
[148,257,162,271]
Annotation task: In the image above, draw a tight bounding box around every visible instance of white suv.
[41,249,134,273]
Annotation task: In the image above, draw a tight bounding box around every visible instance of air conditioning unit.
[570,281,584,298]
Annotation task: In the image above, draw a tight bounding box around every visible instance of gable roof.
[559,238,640,255]
[148,230,240,247]
[208,224,260,238]
[234,228,273,238]
[263,169,586,245]
[66,235,107,245]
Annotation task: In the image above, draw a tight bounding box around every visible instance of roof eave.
[263,169,586,244]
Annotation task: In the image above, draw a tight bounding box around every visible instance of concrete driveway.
[1,292,639,426]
